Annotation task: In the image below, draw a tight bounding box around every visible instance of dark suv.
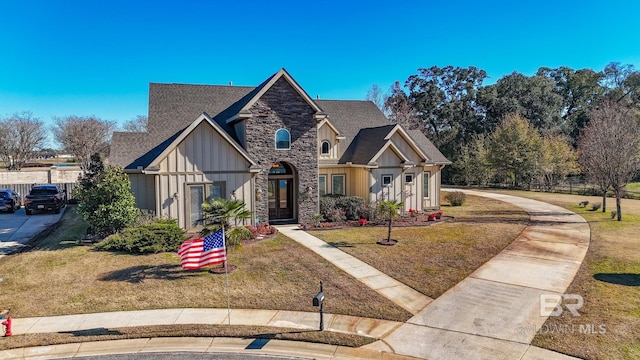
[0,189,22,213]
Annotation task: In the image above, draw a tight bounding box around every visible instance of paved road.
[71,353,308,360]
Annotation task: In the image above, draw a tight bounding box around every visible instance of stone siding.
[245,78,318,225]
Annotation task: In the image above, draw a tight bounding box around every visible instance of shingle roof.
[340,125,396,164]
[110,72,450,170]
[314,100,391,159]
[407,130,452,165]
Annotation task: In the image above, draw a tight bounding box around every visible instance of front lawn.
[309,193,529,298]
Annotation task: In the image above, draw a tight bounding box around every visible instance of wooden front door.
[268,178,293,220]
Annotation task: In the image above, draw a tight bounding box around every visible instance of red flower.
[358,218,368,226]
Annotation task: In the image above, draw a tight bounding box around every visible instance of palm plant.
[200,197,252,250]
[376,199,404,243]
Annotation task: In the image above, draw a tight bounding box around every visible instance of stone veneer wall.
[244,78,318,225]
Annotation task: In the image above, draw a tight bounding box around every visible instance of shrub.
[319,196,337,220]
[311,213,324,227]
[590,202,601,211]
[334,196,366,220]
[357,202,377,221]
[579,201,589,207]
[445,191,466,206]
[327,208,346,223]
[95,218,186,254]
[611,210,618,219]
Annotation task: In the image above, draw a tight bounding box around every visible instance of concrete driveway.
[0,206,65,257]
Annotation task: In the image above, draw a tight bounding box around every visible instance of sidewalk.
[4,309,415,360]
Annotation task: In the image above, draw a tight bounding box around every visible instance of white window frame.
[318,175,327,196]
[275,128,291,150]
[382,174,392,187]
[331,174,346,195]
[320,140,331,155]
[423,171,431,198]
[405,173,414,184]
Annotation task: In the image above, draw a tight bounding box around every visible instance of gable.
[143,113,257,174]
[224,68,324,124]
[158,121,254,173]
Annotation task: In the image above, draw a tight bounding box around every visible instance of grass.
[309,193,529,298]
[0,195,527,351]
[485,190,640,360]
[0,324,376,350]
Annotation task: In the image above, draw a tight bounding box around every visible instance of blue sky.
[1,0,639,134]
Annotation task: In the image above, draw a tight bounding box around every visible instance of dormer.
[317,118,344,159]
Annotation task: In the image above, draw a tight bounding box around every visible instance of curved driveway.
[364,189,590,359]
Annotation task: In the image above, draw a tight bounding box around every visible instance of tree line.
[369,62,640,220]
[0,113,147,170]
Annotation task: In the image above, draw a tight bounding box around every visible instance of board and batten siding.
[129,174,155,211]
[319,167,368,199]
[423,165,442,209]
[154,122,255,229]
[317,122,339,159]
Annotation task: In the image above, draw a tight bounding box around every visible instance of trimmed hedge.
[319,195,367,221]
[95,218,186,254]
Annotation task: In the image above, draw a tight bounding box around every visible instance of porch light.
[256,188,263,201]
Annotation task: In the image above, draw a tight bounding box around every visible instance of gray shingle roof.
[110,72,450,170]
[340,125,396,164]
[407,130,451,165]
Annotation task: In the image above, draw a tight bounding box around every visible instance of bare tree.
[51,116,115,169]
[122,115,148,132]
[578,101,640,220]
[384,81,420,129]
[366,84,386,112]
[0,112,48,170]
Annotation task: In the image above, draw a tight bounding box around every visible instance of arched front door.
[268,162,295,222]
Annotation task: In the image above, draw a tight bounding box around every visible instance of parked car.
[24,185,66,215]
[0,189,22,213]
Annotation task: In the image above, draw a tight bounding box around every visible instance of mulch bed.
[302,213,453,231]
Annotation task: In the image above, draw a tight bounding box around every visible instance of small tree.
[51,115,115,169]
[0,112,48,170]
[200,197,252,250]
[487,114,542,188]
[377,199,403,244]
[579,101,640,220]
[76,165,139,236]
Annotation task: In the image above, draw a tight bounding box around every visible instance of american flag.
[178,229,227,270]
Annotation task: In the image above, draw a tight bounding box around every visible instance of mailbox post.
[312,281,325,331]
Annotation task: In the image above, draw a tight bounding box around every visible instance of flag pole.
[223,227,231,325]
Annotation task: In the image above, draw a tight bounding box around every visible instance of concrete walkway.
[364,189,589,359]
[277,226,432,315]
[0,190,589,359]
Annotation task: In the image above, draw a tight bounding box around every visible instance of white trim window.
[382,174,392,187]
[405,173,414,184]
[275,128,291,150]
[331,174,345,195]
[320,140,331,155]
[318,175,327,196]
[423,171,431,198]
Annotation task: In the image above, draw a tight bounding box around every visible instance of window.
[382,174,392,187]
[423,171,431,198]
[275,128,291,149]
[187,182,226,227]
[405,173,414,184]
[318,175,327,196]
[331,174,345,195]
[321,140,330,155]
